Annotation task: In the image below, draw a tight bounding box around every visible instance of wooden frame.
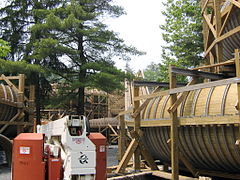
[0,74,35,134]
[201,0,240,72]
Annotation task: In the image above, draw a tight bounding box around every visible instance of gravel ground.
[0,145,118,180]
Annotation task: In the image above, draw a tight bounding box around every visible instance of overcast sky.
[107,0,166,72]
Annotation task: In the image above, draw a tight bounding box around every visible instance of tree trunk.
[77,86,85,115]
[77,33,86,115]
[33,73,41,124]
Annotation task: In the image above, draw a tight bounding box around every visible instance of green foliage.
[0,39,10,58]
[0,0,141,114]
[0,59,44,75]
[144,0,204,82]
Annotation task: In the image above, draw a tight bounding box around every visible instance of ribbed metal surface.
[140,83,240,173]
[143,125,240,173]
[0,84,18,137]
[222,8,240,60]
[89,117,118,128]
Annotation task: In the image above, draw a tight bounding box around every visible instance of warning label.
[99,145,105,152]
[20,147,30,155]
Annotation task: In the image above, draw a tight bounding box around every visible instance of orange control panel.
[12,133,45,180]
[89,133,107,180]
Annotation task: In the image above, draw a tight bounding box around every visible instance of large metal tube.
[140,83,240,173]
[0,84,18,138]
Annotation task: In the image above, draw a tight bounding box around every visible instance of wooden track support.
[0,74,35,134]
[169,65,179,180]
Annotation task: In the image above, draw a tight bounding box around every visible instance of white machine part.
[38,115,96,180]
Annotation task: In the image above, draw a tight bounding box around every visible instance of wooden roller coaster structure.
[115,0,240,179]
[0,74,35,166]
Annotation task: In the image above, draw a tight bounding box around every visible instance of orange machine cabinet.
[12,133,45,180]
[89,133,106,180]
[48,157,62,180]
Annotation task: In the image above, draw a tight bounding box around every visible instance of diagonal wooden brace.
[116,130,143,173]
[168,78,197,113]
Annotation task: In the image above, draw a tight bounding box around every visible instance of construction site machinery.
[12,115,106,180]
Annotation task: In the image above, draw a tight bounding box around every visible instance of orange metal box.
[89,133,107,180]
[48,157,61,180]
[12,133,45,180]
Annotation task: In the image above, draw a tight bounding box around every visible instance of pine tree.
[144,0,204,82]
[0,0,141,116]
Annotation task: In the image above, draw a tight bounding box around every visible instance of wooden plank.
[115,133,141,173]
[139,141,159,171]
[168,79,197,113]
[133,86,141,171]
[235,49,240,111]
[130,130,159,171]
[0,76,20,80]
[134,77,240,101]
[0,98,19,107]
[203,14,217,38]
[192,59,235,70]
[117,109,133,117]
[125,115,240,127]
[0,74,19,93]
[118,115,126,161]
[214,0,223,64]
[132,87,162,118]
[205,26,240,58]
[201,0,210,14]
[132,98,151,118]
[152,171,198,180]
[108,123,118,136]
[169,66,179,180]
[219,4,233,35]
[171,66,229,80]
[0,121,34,126]
[231,0,240,9]
[134,90,169,101]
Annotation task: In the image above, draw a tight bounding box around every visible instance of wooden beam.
[168,78,197,113]
[132,87,162,118]
[203,14,217,38]
[0,111,23,133]
[115,131,142,173]
[214,0,223,64]
[133,86,141,171]
[0,98,19,107]
[169,66,179,180]
[235,49,240,111]
[171,66,229,80]
[0,75,20,80]
[0,121,33,126]
[205,26,240,58]
[108,123,118,136]
[219,4,233,35]
[134,77,240,101]
[152,171,198,180]
[125,114,240,127]
[0,74,19,93]
[201,0,210,14]
[130,131,159,171]
[231,0,240,9]
[192,59,235,70]
[118,115,126,161]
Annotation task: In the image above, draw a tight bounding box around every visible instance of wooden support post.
[235,49,240,111]
[17,74,25,134]
[118,115,126,161]
[214,0,223,67]
[116,131,142,173]
[168,78,197,113]
[169,66,179,180]
[133,86,141,171]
